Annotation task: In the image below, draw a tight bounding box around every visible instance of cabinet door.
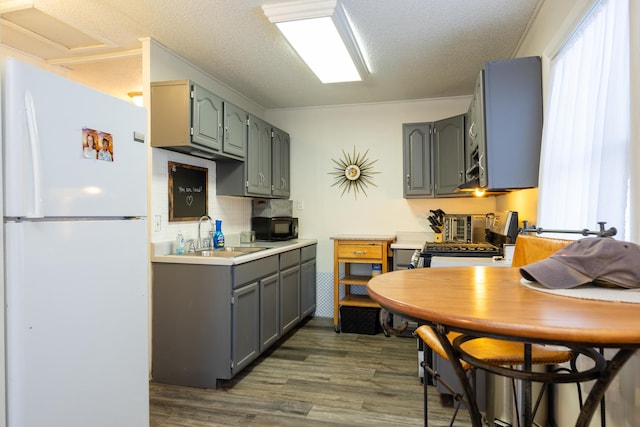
[300,259,316,317]
[483,57,542,189]
[223,101,247,159]
[231,282,259,374]
[272,127,290,198]
[259,272,280,352]
[434,115,466,195]
[192,83,223,151]
[466,71,487,187]
[247,115,272,196]
[403,123,433,198]
[280,265,300,335]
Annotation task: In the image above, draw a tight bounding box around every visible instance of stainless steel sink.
[194,247,268,258]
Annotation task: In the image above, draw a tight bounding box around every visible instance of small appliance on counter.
[442,213,487,243]
[251,216,298,241]
[251,199,298,241]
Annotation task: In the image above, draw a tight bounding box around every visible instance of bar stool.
[416,235,576,426]
[416,325,574,426]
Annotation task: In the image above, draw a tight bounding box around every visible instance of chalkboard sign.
[168,161,208,221]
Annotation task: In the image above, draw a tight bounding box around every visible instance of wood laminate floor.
[149,316,472,426]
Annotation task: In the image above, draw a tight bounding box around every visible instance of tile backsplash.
[150,148,252,244]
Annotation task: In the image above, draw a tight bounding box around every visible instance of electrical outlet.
[154,215,161,232]
[297,199,304,210]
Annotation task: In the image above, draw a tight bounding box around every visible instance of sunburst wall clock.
[329,147,379,199]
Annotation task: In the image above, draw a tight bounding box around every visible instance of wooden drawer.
[337,244,382,261]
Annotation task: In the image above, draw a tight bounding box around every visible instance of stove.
[411,211,519,267]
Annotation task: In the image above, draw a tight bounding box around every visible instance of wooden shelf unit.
[331,236,395,332]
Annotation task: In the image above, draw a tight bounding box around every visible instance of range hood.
[454,178,510,196]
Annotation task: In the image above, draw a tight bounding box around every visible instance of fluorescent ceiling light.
[262,0,368,83]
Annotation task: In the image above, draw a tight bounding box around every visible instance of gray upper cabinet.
[217,115,271,197]
[217,116,291,199]
[434,114,466,196]
[223,101,247,158]
[272,127,290,198]
[247,115,273,196]
[403,123,433,198]
[466,56,542,190]
[192,84,223,150]
[151,80,243,161]
[403,119,468,198]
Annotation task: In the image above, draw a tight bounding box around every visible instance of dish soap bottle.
[175,230,185,255]
[213,219,225,249]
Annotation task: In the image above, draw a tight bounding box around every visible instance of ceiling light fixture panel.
[262,0,369,84]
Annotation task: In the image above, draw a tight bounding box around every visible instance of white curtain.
[537,0,630,239]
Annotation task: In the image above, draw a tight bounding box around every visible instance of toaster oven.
[443,214,487,243]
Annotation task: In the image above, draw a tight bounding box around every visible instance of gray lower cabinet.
[280,249,301,335]
[259,272,280,352]
[300,244,317,317]
[152,263,234,389]
[231,281,260,374]
[151,245,317,389]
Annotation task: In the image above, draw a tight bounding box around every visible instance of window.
[537,0,630,239]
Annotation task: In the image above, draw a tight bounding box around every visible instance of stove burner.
[421,242,501,257]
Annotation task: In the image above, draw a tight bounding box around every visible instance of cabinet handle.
[406,174,410,188]
[469,122,477,139]
[353,250,366,255]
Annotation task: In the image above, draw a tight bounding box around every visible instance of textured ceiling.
[0,0,542,109]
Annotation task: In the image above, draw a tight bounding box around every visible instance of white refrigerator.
[2,58,149,426]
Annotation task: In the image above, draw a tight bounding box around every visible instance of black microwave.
[251,217,298,241]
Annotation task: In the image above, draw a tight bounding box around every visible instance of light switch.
[297,200,304,210]
[154,215,161,232]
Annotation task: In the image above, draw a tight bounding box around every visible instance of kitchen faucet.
[197,215,214,249]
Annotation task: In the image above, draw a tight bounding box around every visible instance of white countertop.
[151,238,318,266]
[390,231,431,250]
[330,234,396,242]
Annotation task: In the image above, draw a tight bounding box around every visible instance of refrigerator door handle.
[24,90,44,218]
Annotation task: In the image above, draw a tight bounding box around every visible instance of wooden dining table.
[366,266,640,427]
